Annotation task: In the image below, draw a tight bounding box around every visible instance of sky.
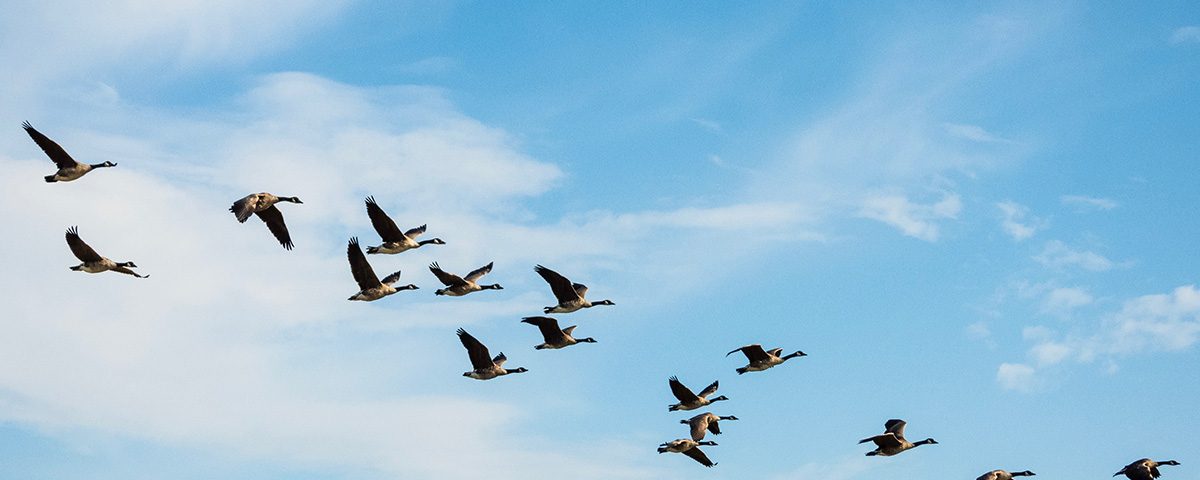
[1,1,1198,479]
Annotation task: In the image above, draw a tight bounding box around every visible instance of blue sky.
[1,2,1198,479]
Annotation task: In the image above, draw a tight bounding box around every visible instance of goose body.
[668,377,728,411]
[681,413,738,441]
[458,328,528,380]
[363,196,444,254]
[727,344,806,374]
[859,419,937,456]
[657,439,718,468]
[429,261,502,296]
[1115,459,1181,480]
[230,192,302,250]
[23,122,116,183]
[521,316,596,350]
[64,226,147,278]
[346,237,417,301]
[534,264,614,314]
[978,470,1036,480]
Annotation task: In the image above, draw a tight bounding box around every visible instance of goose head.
[118,261,138,268]
[397,284,419,291]
[97,161,117,168]
[719,415,738,421]
[697,441,717,446]
[784,350,808,359]
[914,438,938,446]
[283,196,303,204]
[1012,471,1036,477]
[709,395,730,403]
[505,367,529,374]
[576,337,598,343]
[481,284,503,290]
[421,238,446,245]
[1158,461,1181,466]
[591,299,615,306]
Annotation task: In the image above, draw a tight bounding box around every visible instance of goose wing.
[365,196,405,242]
[521,316,567,344]
[976,471,1000,480]
[860,433,902,449]
[403,224,427,239]
[229,195,256,223]
[681,446,716,467]
[669,376,700,403]
[696,380,720,399]
[429,262,464,286]
[884,419,907,440]
[726,344,770,363]
[456,328,494,370]
[464,262,493,282]
[705,416,723,436]
[535,265,580,303]
[254,205,294,250]
[687,415,710,441]
[347,237,381,290]
[23,122,78,169]
[65,226,102,262]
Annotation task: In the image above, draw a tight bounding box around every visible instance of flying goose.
[657,439,718,468]
[363,196,445,254]
[429,261,502,296]
[346,237,417,301]
[680,412,738,441]
[64,226,147,278]
[978,470,1036,480]
[521,316,597,350]
[457,328,528,380]
[23,122,116,183]
[534,264,614,314]
[859,419,937,456]
[1115,459,1181,480]
[668,377,728,412]
[726,344,807,374]
[229,192,302,250]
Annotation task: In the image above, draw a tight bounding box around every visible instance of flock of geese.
[22,121,1185,478]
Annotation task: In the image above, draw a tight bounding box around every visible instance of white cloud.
[1060,194,1117,211]
[996,363,1036,391]
[1033,240,1114,272]
[967,321,992,339]
[942,123,1010,143]
[859,193,961,241]
[996,200,1042,241]
[1041,287,1093,315]
[689,117,722,132]
[1170,26,1200,45]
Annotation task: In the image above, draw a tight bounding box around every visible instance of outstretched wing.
[23,122,78,169]
[669,376,700,404]
[464,262,493,283]
[379,270,403,286]
[697,380,719,399]
[229,195,255,223]
[884,419,907,440]
[688,414,710,441]
[429,262,464,286]
[706,417,723,436]
[456,328,494,370]
[535,265,579,303]
[365,196,405,242]
[521,316,567,344]
[64,226,102,262]
[682,446,716,467]
[404,224,427,239]
[347,237,381,290]
[726,344,770,363]
[255,205,294,250]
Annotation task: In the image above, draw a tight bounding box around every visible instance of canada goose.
[859,419,937,456]
[534,264,614,314]
[978,470,1036,480]
[680,412,738,441]
[521,316,597,350]
[229,192,302,250]
[657,439,718,468]
[726,344,806,374]
[429,261,502,296]
[23,122,116,183]
[64,226,147,278]
[363,196,445,254]
[346,237,418,301]
[457,328,528,380]
[668,377,728,411]
[1115,459,1181,480]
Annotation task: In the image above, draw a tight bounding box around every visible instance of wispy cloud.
[1060,194,1118,211]
[1041,286,1094,315]
[1170,26,1200,45]
[689,117,722,132]
[996,200,1043,241]
[943,123,1010,143]
[996,363,1036,392]
[1033,240,1115,272]
[860,193,961,242]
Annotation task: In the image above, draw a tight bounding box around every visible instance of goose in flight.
[363,196,444,254]
[680,412,738,441]
[521,316,597,350]
[668,377,728,412]
[23,122,116,183]
[346,237,417,301]
[726,344,806,374]
[534,264,614,314]
[978,470,1036,480]
[429,261,502,296]
[64,226,147,278]
[1115,459,1181,480]
[657,439,717,468]
[859,419,937,456]
[458,328,528,380]
[229,192,302,250]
